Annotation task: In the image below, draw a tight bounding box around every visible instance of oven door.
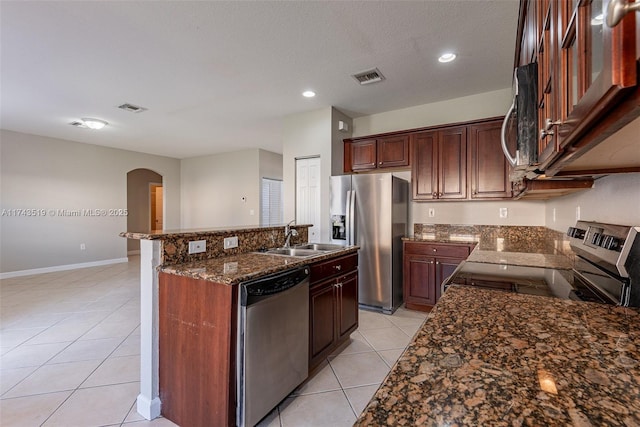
[573,258,629,305]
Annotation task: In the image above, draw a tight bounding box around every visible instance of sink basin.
[262,248,324,257]
[294,243,344,251]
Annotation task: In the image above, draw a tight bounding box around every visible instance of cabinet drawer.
[404,242,470,259]
[310,253,358,283]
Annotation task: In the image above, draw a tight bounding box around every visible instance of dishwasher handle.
[241,266,310,306]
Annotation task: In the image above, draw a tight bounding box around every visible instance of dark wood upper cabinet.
[469,120,513,199]
[377,135,409,168]
[411,132,437,200]
[412,126,467,200]
[345,135,409,172]
[516,0,639,175]
[349,139,377,171]
[438,127,467,200]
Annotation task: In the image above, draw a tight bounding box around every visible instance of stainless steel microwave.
[501,63,539,178]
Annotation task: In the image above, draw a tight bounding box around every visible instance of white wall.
[545,173,640,232]
[0,130,181,274]
[331,108,353,176]
[283,107,333,241]
[352,88,512,137]
[180,148,283,229]
[180,149,261,228]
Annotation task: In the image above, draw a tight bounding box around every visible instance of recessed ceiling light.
[302,90,316,98]
[590,13,604,25]
[438,53,457,63]
[81,118,108,130]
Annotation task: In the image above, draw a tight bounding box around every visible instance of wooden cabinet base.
[159,273,237,427]
[404,301,435,312]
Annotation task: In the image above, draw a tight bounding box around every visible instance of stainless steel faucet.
[283,220,299,248]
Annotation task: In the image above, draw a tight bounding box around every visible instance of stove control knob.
[575,229,586,239]
[567,227,575,237]
[591,232,601,245]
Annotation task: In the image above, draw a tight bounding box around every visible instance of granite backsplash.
[413,224,573,258]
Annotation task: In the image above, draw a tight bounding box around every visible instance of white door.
[296,157,321,242]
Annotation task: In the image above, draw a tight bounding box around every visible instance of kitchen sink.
[261,248,324,257]
[294,243,344,251]
[256,243,345,258]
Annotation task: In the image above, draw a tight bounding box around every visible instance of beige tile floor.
[0,257,427,427]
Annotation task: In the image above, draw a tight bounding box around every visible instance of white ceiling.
[1,1,519,159]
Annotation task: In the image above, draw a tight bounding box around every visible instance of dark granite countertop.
[160,246,358,285]
[120,223,312,240]
[403,236,479,245]
[355,286,640,426]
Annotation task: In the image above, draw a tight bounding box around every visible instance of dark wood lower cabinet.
[309,253,359,369]
[403,242,472,311]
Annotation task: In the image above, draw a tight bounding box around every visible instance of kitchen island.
[355,285,640,426]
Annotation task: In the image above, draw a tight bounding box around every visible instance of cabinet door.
[438,126,467,199]
[435,258,464,302]
[350,140,377,171]
[411,132,437,200]
[337,272,358,340]
[377,135,409,168]
[309,280,336,362]
[561,0,637,146]
[403,254,436,306]
[469,121,513,199]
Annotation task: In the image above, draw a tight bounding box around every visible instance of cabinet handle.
[438,192,443,197]
[429,261,434,264]
[336,282,343,288]
[334,265,341,271]
[540,128,554,139]
[379,162,383,165]
[472,189,478,195]
[607,0,640,27]
[436,261,440,265]
[432,192,438,198]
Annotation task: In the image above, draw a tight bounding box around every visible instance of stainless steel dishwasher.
[237,266,310,427]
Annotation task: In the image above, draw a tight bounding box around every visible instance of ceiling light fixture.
[81,118,108,130]
[438,53,457,63]
[302,90,316,98]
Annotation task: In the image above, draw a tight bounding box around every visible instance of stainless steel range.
[443,221,640,307]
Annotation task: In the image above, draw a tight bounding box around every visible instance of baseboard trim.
[0,257,129,279]
[128,250,141,255]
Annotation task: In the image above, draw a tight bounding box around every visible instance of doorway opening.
[127,169,163,255]
[150,183,163,230]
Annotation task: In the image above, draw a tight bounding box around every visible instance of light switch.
[224,236,238,249]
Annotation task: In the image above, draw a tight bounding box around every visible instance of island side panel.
[159,272,238,427]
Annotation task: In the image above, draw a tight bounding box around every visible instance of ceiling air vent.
[118,103,147,113]
[352,68,385,85]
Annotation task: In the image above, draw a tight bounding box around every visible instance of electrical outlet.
[249,209,255,216]
[428,208,435,218]
[499,208,508,218]
[80,243,86,250]
[224,236,238,249]
[188,240,206,254]
[576,206,581,220]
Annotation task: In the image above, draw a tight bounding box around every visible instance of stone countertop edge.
[119,223,313,240]
[355,286,640,426]
[403,236,479,245]
[159,246,359,285]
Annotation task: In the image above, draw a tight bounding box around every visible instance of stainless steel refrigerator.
[330,173,408,314]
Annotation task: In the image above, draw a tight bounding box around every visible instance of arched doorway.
[127,169,163,254]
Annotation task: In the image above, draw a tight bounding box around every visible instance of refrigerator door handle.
[347,190,356,245]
